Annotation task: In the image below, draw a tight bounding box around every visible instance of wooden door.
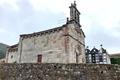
[37,55,42,63]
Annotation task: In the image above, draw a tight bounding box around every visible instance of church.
[6,2,86,63]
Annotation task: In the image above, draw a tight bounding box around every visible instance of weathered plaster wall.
[0,63,120,80]
[7,22,85,64]
[7,51,18,63]
[20,27,69,63]
[17,22,86,63]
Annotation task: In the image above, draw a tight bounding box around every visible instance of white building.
[85,45,111,64]
[6,44,18,63]
[99,46,111,64]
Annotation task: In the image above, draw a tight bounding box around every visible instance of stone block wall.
[0,63,120,80]
[68,23,85,63]
[17,26,70,63]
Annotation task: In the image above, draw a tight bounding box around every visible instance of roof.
[100,47,107,53]
[90,47,99,54]
[110,53,120,58]
[20,23,67,39]
[85,48,91,54]
[8,44,18,52]
[20,20,85,39]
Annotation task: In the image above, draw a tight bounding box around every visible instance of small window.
[37,55,42,63]
[11,55,13,58]
[99,55,103,62]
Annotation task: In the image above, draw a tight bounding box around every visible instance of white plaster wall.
[106,54,111,64]
[7,51,18,63]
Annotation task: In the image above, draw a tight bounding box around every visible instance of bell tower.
[69,1,80,23]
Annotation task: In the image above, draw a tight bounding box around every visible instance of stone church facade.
[6,2,86,63]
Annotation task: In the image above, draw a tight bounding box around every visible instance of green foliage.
[111,58,120,64]
[0,50,5,59]
[0,43,8,59]
[13,61,17,64]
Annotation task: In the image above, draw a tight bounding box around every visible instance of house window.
[99,55,103,62]
[11,55,13,58]
[37,55,42,63]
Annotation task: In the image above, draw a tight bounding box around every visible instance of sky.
[0,0,120,54]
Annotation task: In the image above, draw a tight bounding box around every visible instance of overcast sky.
[0,0,120,54]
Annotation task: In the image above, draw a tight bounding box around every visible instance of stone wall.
[19,26,68,63]
[12,21,86,64]
[68,23,85,63]
[0,63,120,80]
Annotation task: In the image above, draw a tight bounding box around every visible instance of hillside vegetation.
[0,43,8,59]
